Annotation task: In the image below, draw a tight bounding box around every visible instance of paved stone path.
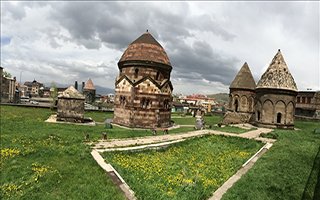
[93,127,274,150]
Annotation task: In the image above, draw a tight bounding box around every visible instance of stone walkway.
[91,127,275,200]
[93,127,274,150]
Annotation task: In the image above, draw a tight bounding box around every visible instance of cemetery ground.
[1,105,319,199]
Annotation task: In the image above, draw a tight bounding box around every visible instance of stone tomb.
[57,86,85,123]
[113,31,173,129]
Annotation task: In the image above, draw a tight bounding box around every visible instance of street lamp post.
[20,71,23,84]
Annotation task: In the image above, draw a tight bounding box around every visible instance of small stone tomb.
[57,86,85,123]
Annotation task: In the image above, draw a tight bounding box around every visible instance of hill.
[208,93,229,104]
[44,82,114,95]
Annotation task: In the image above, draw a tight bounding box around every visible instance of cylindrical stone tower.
[255,49,297,129]
[113,31,173,128]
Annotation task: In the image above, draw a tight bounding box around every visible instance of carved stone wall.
[113,32,173,129]
[222,112,253,124]
[228,89,255,113]
[57,98,85,123]
[114,66,172,128]
[254,88,297,129]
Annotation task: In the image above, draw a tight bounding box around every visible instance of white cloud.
[1,1,319,94]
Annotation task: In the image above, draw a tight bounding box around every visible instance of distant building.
[171,102,189,113]
[107,93,114,103]
[113,31,173,128]
[42,87,51,97]
[24,79,44,97]
[178,94,217,112]
[17,83,28,98]
[295,91,320,119]
[0,67,17,103]
[82,78,96,103]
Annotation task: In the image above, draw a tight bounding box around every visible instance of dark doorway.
[277,113,282,123]
[234,99,239,112]
[257,111,261,121]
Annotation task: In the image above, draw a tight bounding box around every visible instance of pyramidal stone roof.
[118,31,172,68]
[230,62,256,90]
[257,49,297,91]
[83,78,95,90]
[58,86,84,99]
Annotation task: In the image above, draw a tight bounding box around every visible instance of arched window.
[120,96,126,106]
[141,98,145,108]
[164,99,170,109]
[234,99,239,112]
[141,98,151,109]
[277,113,282,123]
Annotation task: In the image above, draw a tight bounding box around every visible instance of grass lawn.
[3,105,318,199]
[84,111,113,122]
[222,120,320,200]
[0,105,125,199]
[103,135,263,200]
[0,105,199,199]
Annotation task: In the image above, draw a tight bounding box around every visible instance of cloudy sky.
[1,1,319,94]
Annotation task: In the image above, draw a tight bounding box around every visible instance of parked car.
[30,100,39,105]
[20,97,30,103]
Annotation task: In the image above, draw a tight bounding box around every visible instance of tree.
[3,71,12,78]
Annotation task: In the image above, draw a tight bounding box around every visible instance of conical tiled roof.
[257,50,297,91]
[83,78,95,90]
[118,31,172,69]
[230,62,256,90]
[58,86,84,99]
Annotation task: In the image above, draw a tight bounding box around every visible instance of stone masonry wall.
[255,89,297,129]
[57,98,84,123]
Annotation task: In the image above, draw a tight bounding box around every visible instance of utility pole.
[20,71,23,84]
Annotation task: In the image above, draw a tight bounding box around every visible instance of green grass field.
[103,135,263,200]
[222,120,320,200]
[0,106,195,199]
[1,105,319,199]
[0,106,125,199]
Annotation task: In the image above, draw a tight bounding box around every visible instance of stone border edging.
[91,150,136,200]
[96,139,186,152]
[91,127,275,200]
[209,142,274,200]
[242,142,273,167]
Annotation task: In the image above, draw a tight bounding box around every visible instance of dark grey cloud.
[2,1,318,94]
[168,39,238,85]
[46,2,238,86]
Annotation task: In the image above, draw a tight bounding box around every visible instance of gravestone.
[195,109,205,130]
[104,119,113,129]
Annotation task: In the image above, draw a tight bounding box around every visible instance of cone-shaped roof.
[118,31,172,69]
[257,49,297,91]
[83,78,95,90]
[230,62,256,90]
[58,86,84,99]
